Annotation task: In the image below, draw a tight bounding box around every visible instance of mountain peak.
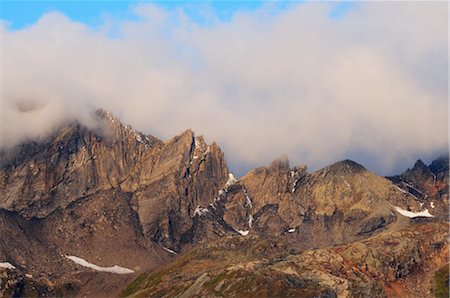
[429,155,449,175]
[405,159,433,178]
[95,108,117,122]
[268,155,290,171]
[413,159,428,170]
[93,109,160,148]
[320,159,366,175]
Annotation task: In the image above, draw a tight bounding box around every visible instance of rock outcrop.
[197,158,422,250]
[387,156,449,219]
[0,111,232,296]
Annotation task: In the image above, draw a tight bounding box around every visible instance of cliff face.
[0,111,448,297]
[187,157,428,250]
[387,156,449,219]
[0,111,230,252]
[0,111,232,296]
[241,159,405,244]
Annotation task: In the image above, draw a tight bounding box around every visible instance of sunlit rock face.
[0,111,447,297]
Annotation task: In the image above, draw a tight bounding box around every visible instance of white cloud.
[0,2,447,175]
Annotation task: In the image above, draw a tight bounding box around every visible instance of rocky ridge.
[387,156,449,219]
[0,111,448,297]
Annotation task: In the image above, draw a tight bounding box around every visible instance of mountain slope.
[122,222,448,298]
[0,111,447,297]
[184,157,432,251]
[387,156,449,219]
[0,111,233,296]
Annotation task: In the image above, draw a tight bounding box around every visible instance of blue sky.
[2,1,263,29]
[2,1,135,29]
[1,1,352,30]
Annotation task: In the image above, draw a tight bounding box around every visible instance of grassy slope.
[122,222,448,298]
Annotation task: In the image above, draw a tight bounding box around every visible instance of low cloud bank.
[1,2,447,175]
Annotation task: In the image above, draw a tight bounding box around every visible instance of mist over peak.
[1,2,447,176]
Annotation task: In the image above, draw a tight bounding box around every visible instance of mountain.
[121,222,448,298]
[0,111,231,296]
[0,111,448,297]
[386,155,449,219]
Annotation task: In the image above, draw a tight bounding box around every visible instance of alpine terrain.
[0,111,448,297]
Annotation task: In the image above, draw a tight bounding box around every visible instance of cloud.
[0,2,448,175]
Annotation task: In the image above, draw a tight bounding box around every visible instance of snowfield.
[237,230,249,236]
[0,262,15,269]
[65,255,134,274]
[393,206,434,218]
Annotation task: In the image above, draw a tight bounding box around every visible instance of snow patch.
[193,138,210,157]
[394,186,419,201]
[0,262,15,269]
[248,214,253,228]
[291,174,301,193]
[402,182,423,194]
[237,230,249,236]
[194,206,209,216]
[291,179,298,193]
[243,189,253,208]
[65,255,134,274]
[393,206,434,218]
[208,173,239,211]
[162,246,177,255]
[135,134,143,143]
[226,173,238,188]
[430,201,435,208]
[288,228,296,233]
